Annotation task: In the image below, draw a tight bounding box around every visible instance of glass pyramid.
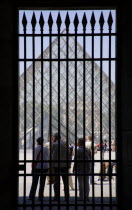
[19,34,115,148]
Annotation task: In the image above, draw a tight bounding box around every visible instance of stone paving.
[18,150,117,209]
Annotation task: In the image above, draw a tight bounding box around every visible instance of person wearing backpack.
[73,138,91,201]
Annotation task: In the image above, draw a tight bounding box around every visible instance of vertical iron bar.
[40,13,44,209]
[32,15,36,209]
[100,18,103,209]
[23,13,27,209]
[49,17,52,209]
[57,13,61,208]
[108,17,112,209]
[66,21,69,207]
[74,18,78,210]
[91,15,95,208]
[83,15,86,208]
[116,8,120,209]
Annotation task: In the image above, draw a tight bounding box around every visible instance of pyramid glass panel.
[19,32,115,147]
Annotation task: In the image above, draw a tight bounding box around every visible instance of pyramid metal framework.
[19,34,115,147]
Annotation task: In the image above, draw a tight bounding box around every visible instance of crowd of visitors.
[28,134,116,201]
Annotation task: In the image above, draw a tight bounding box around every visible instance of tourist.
[28,137,49,201]
[51,133,71,201]
[73,138,91,201]
[44,136,55,185]
[85,135,97,184]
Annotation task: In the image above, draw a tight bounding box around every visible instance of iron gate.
[18,9,117,209]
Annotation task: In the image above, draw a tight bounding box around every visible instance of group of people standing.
[28,133,114,202]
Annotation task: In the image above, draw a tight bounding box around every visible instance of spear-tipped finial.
[39,12,45,30]
[99,12,105,30]
[31,12,37,31]
[65,12,70,30]
[82,12,88,31]
[74,13,79,30]
[22,12,27,29]
[48,12,53,30]
[56,12,62,30]
[90,12,96,29]
[107,11,113,29]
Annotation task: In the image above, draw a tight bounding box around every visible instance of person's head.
[78,138,85,147]
[48,135,54,142]
[87,135,92,141]
[36,137,44,145]
[53,133,61,142]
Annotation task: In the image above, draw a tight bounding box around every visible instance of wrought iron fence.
[18,10,117,209]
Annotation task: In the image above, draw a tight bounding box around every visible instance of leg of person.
[50,168,55,184]
[90,175,92,184]
[28,171,39,199]
[38,169,48,199]
[68,168,74,190]
[98,163,105,181]
[46,168,54,184]
[46,176,50,184]
[85,175,90,200]
[102,162,106,180]
[77,175,84,200]
[61,167,69,200]
[53,167,59,200]
[98,167,101,181]
[106,162,113,180]
[104,162,109,180]
[102,150,104,160]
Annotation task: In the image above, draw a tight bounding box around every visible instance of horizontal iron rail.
[18,33,117,37]
[18,58,117,61]
[18,173,118,176]
[17,203,118,207]
[18,159,117,162]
